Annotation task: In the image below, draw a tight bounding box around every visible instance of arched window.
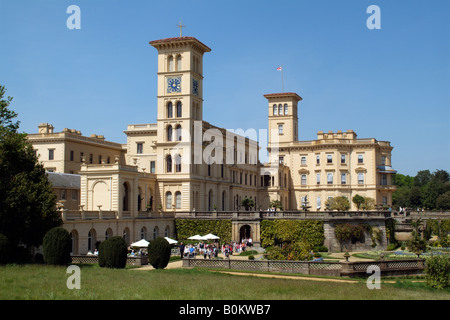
[88,229,97,252]
[123,227,130,245]
[175,191,181,209]
[208,189,213,211]
[176,125,182,141]
[273,104,277,116]
[284,103,288,115]
[166,155,172,173]
[140,227,147,240]
[167,102,173,118]
[153,227,159,239]
[222,190,226,211]
[123,182,129,211]
[175,154,182,172]
[165,226,170,237]
[168,55,174,72]
[278,104,283,116]
[167,125,173,141]
[176,55,182,71]
[176,101,182,117]
[105,228,113,241]
[166,192,172,209]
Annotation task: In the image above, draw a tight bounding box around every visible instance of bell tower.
[264,92,302,146]
[149,36,211,175]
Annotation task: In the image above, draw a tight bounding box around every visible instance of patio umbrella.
[188,234,206,240]
[203,233,220,240]
[164,237,178,244]
[130,239,150,247]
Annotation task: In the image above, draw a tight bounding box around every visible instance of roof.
[149,36,211,52]
[263,92,303,101]
[47,172,81,189]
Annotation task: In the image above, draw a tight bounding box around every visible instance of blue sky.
[0,0,449,176]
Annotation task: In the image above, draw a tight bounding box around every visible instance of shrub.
[312,245,328,252]
[0,234,10,264]
[42,227,72,265]
[425,255,450,290]
[148,237,171,269]
[248,255,255,260]
[98,236,128,269]
[386,243,398,251]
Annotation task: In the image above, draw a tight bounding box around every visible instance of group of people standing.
[179,242,219,259]
[179,238,253,259]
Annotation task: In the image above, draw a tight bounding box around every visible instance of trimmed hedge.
[260,220,324,248]
[42,227,72,265]
[175,219,231,243]
[98,236,128,269]
[148,237,171,269]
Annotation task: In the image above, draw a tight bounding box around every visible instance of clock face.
[192,79,199,96]
[167,77,181,94]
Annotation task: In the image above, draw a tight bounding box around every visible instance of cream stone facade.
[27,35,396,253]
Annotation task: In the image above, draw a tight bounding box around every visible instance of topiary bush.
[148,237,171,269]
[0,234,10,264]
[425,255,450,290]
[42,227,72,265]
[98,236,128,269]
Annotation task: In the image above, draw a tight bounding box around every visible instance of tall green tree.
[0,85,61,254]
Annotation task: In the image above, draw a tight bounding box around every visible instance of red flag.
[277,66,282,71]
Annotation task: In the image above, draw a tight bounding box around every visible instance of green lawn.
[0,263,449,300]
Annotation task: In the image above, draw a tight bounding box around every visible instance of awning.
[377,165,397,174]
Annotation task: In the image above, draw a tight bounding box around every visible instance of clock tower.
[150,37,211,141]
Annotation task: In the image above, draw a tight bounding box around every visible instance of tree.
[414,170,432,187]
[0,85,61,257]
[98,236,128,268]
[241,197,255,211]
[436,191,450,210]
[326,196,350,211]
[408,186,422,208]
[148,237,171,269]
[352,194,365,210]
[42,227,72,265]
[360,197,375,210]
[270,200,283,211]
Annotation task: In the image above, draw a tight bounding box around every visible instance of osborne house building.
[27,35,397,254]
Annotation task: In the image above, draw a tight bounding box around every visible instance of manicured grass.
[1,264,449,300]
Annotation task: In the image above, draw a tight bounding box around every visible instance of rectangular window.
[61,189,66,200]
[72,190,78,201]
[341,173,347,185]
[327,172,333,184]
[358,173,364,184]
[279,156,284,164]
[137,143,143,154]
[327,154,332,164]
[278,124,283,134]
[150,161,156,173]
[381,156,387,166]
[80,152,84,162]
[316,155,320,165]
[316,173,320,185]
[382,196,388,206]
[317,196,321,209]
[381,174,387,185]
[98,155,102,164]
[48,149,54,160]
[89,154,93,164]
[301,174,307,185]
[341,154,346,164]
[70,150,74,161]
[301,156,307,165]
[358,154,364,164]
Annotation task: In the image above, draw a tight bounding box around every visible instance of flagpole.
[281,65,284,92]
